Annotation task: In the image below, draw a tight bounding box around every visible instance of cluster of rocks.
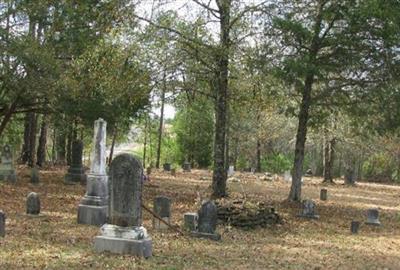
[216,200,282,229]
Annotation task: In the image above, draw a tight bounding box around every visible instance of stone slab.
[297,214,320,219]
[190,231,221,241]
[94,236,152,258]
[78,204,108,226]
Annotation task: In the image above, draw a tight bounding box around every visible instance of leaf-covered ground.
[1,167,400,269]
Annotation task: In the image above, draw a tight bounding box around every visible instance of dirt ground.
[0,167,400,269]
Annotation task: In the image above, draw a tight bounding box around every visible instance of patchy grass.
[1,167,400,269]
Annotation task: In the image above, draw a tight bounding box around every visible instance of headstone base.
[94,236,152,257]
[365,221,381,226]
[64,167,87,185]
[190,231,221,241]
[77,204,108,226]
[297,214,320,219]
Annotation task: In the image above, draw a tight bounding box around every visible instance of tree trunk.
[156,72,166,169]
[27,112,38,167]
[108,127,117,166]
[256,138,261,173]
[212,0,231,198]
[56,130,66,164]
[288,74,314,201]
[0,99,18,138]
[323,137,336,183]
[66,127,73,166]
[36,116,48,167]
[143,117,148,169]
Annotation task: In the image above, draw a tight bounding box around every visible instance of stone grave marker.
[153,196,171,230]
[64,140,86,185]
[320,189,328,201]
[183,161,191,172]
[0,145,16,183]
[184,212,198,231]
[227,165,235,177]
[191,200,221,241]
[78,118,109,226]
[0,210,5,237]
[298,200,319,219]
[163,163,171,172]
[94,154,152,257]
[30,167,39,184]
[26,192,40,215]
[365,208,381,226]
[283,170,291,182]
[351,221,360,234]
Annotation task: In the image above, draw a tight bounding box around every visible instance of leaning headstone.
[0,211,5,237]
[298,200,319,219]
[365,208,381,226]
[78,118,109,226]
[0,145,16,183]
[191,200,221,241]
[163,163,171,172]
[184,212,198,231]
[64,140,86,185]
[183,161,191,172]
[351,221,360,234]
[26,192,40,215]
[30,167,39,184]
[94,154,152,257]
[320,189,328,201]
[153,196,171,230]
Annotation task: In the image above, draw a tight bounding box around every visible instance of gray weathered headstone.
[64,140,86,185]
[26,192,40,215]
[183,161,191,172]
[184,212,198,231]
[30,167,39,184]
[191,200,221,241]
[78,118,108,226]
[351,220,360,234]
[365,208,381,226]
[94,154,152,257]
[298,199,319,219]
[163,163,171,172]
[153,196,171,230]
[0,210,5,237]
[0,145,17,183]
[320,189,328,201]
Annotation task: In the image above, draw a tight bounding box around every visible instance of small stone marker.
[351,221,360,234]
[30,167,39,184]
[64,140,86,185]
[184,212,198,231]
[320,189,328,201]
[183,161,191,172]
[94,154,152,257]
[153,196,171,230]
[0,210,5,237]
[365,208,381,226]
[227,165,234,177]
[298,200,319,219]
[78,118,109,226]
[0,145,17,183]
[26,192,40,215]
[191,200,221,241]
[171,168,176,177]
[163,163,171,172]
[283,170,291,182]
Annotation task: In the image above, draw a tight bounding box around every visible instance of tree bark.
[323,137,336,183]
[20,113,31,164]
[36,115,48,167]
[27,112,38,167]
[108,127,117,166]
[56,130,66,164]
[66,127,73,166]
[0,99,18,138]
[212,0,231,198]
[143,117,148,169]
[256,138,262,173]
[156,71,166,169]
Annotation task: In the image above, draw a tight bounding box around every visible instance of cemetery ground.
[1,168,400,270]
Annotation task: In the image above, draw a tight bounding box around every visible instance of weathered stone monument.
[163,163,171,172]
[0,145,16,183]
[184,212,198,231]
[0,210,5,237]
[183,161,191,172]
[320,189,328,201]
[30,167,39,184]
[26,192,40,215]
[191,200,221,241]
[365,208,381,226]
[94,154,152,257]
[78,118,108,226]
[298,200,319,219]
[351,220,360,234]
[65,140,86,185]
[153,196,171,230]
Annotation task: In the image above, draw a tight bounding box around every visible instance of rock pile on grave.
[215,199,282,229]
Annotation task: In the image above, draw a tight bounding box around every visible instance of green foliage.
[261,153,292,174]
